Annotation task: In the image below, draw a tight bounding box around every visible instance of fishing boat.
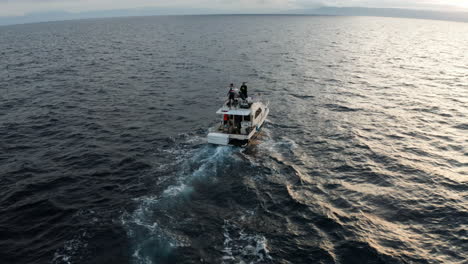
[207,91,269,146]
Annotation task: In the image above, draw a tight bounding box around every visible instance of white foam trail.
[222,220,272,264]
[51,209,98,264]
[52,229,89,264]
[122,144,234,264]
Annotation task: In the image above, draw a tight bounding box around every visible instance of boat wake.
[222,219,272,264]
[121,142,235,263]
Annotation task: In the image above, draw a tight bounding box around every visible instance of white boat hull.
[207,132,230,145]
[208,105,269,146]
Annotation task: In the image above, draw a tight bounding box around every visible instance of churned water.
[0,15,467,264]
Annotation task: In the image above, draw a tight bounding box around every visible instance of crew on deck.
[227,83,236,107]
[227,82,249,106]
[240,82,248,100]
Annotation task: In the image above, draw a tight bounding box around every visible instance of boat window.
[255,108,262,119]
[244,115,251,121]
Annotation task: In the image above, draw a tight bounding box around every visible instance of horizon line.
[1,7,468,27]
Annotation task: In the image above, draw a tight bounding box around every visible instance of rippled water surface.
[0,15,467,264]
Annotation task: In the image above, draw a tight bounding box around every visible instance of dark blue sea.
[0,15,467,264]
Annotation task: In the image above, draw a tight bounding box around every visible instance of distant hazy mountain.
[287,7,468,23]
[0,8,226,26]
[1,6,467,26]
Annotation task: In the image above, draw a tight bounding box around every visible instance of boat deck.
[216,99,253,116]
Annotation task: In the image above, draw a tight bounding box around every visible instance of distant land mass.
[289,7,468,23]
[0,6,467,26]
[0,8,224,26]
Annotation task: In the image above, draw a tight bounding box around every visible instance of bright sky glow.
[0,0,467,17]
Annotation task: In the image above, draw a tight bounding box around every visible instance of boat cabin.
[207,94,269,146]
[214,101,264,135]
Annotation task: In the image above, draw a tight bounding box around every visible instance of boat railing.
[217,93,268,110]
[208,123,224,133]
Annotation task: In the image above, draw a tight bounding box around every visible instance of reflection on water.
[0,15,466,264]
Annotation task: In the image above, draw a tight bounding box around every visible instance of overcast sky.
[1,0,468,17]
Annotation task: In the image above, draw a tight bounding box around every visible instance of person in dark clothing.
[227,83,236,107]
[239,82,248,100]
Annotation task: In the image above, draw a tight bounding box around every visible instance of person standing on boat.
[227,83,236,107]
[240,82,248,100]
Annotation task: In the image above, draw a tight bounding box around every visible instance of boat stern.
[207,132,230,145]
